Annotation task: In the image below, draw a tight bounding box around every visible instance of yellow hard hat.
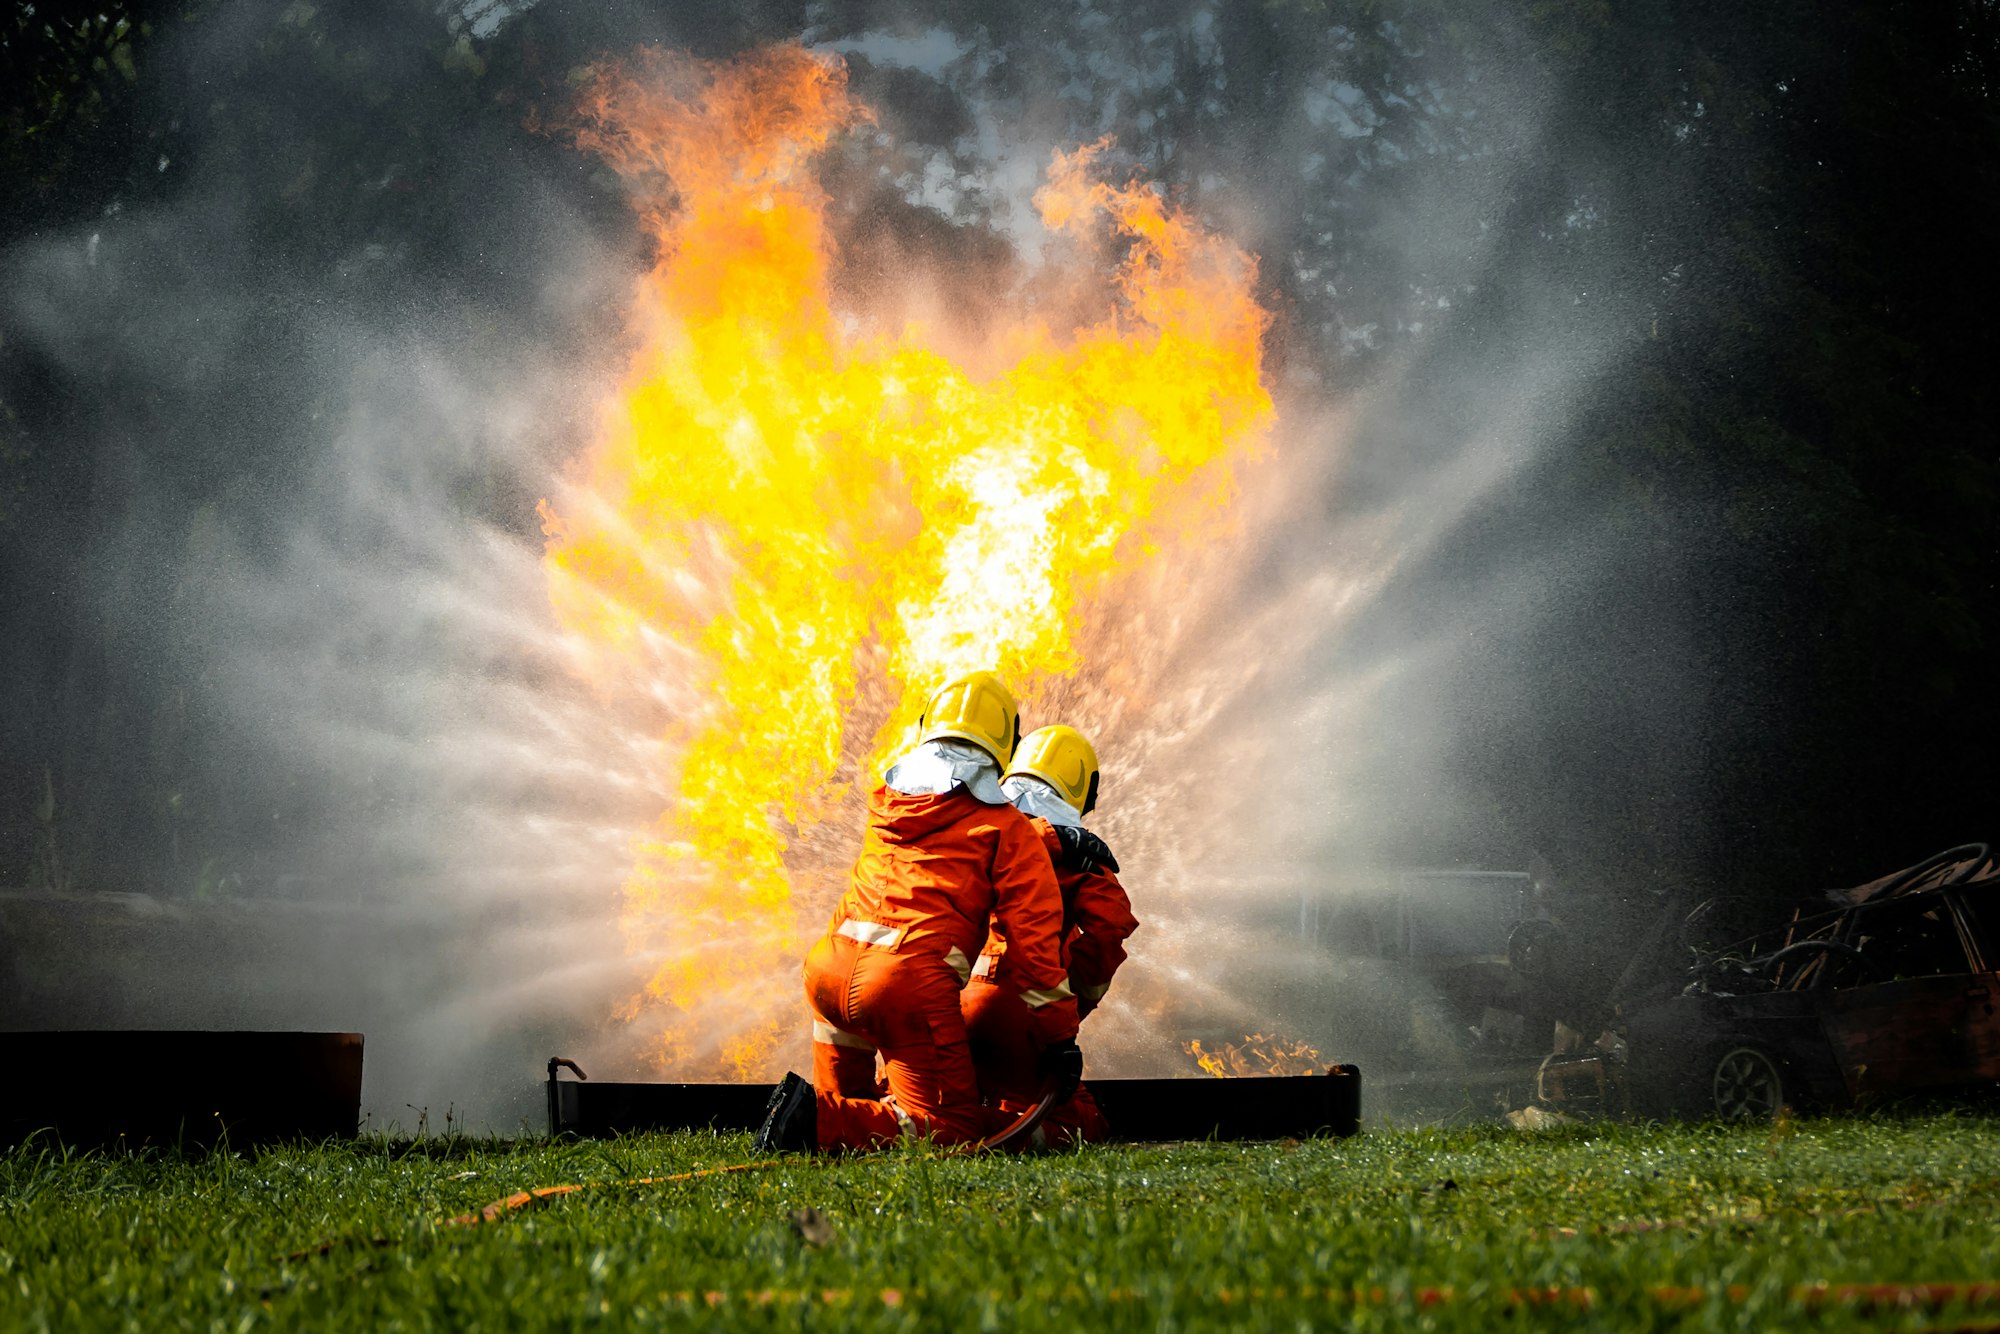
[1004,724,1101,815]
[918,671,1021,765]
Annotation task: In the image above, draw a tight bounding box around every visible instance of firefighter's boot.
[754,1072,817,1153]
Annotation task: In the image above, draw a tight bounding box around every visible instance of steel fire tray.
[546,1059,1360,1141]
[1,1031,363,1149]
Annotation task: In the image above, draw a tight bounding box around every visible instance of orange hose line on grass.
[293,1097,1060,1262]
[286,1159,809,1259]
[434,1092,1056,1231]
[441,1159,798,1228]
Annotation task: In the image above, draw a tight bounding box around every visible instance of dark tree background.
[2,0,1997,915]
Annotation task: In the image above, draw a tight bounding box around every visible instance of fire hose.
[437,1103,1064,1231]
[448,1064,1061,1229]
[289,1066,1063,1259]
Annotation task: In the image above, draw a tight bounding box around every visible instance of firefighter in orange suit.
[962,725,1138,1146]
[754,671,1083,1152]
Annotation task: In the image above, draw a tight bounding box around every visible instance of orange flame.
[1185,1035,1327,1079]
[539,44,1275,1076]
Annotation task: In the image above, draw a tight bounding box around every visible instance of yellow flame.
[539,45,1275,1075]
[1185,1035,1326,1079]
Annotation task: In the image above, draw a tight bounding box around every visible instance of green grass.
[4,1114,2000,1330]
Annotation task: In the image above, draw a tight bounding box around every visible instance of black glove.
[1038,1038,1084,1103]
[1053,824,1119,875]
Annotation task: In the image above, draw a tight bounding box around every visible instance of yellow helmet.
[1004,725,1101,815]
[918,671,1021,765]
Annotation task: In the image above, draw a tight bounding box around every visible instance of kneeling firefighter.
[963,725,1139,1146]
[755,672,1082,1152]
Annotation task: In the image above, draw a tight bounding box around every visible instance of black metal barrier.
[1,1031,364,1148]
[547,1059,1361,1142]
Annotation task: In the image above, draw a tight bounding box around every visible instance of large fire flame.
[538,45,1275,1076]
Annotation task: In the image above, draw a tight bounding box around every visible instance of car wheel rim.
[1712,1047,1781,1119]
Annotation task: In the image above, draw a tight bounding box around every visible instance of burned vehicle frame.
[1539,845,2000,1121]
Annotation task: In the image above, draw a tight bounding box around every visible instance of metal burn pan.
[0,1031,363,1149]
[545,1058,1361,1142]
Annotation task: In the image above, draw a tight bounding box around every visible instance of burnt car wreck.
[1538,845,2000,1121]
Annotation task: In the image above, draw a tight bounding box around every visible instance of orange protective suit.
[803,783,1079,1151]
[962,819,1139,1146]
